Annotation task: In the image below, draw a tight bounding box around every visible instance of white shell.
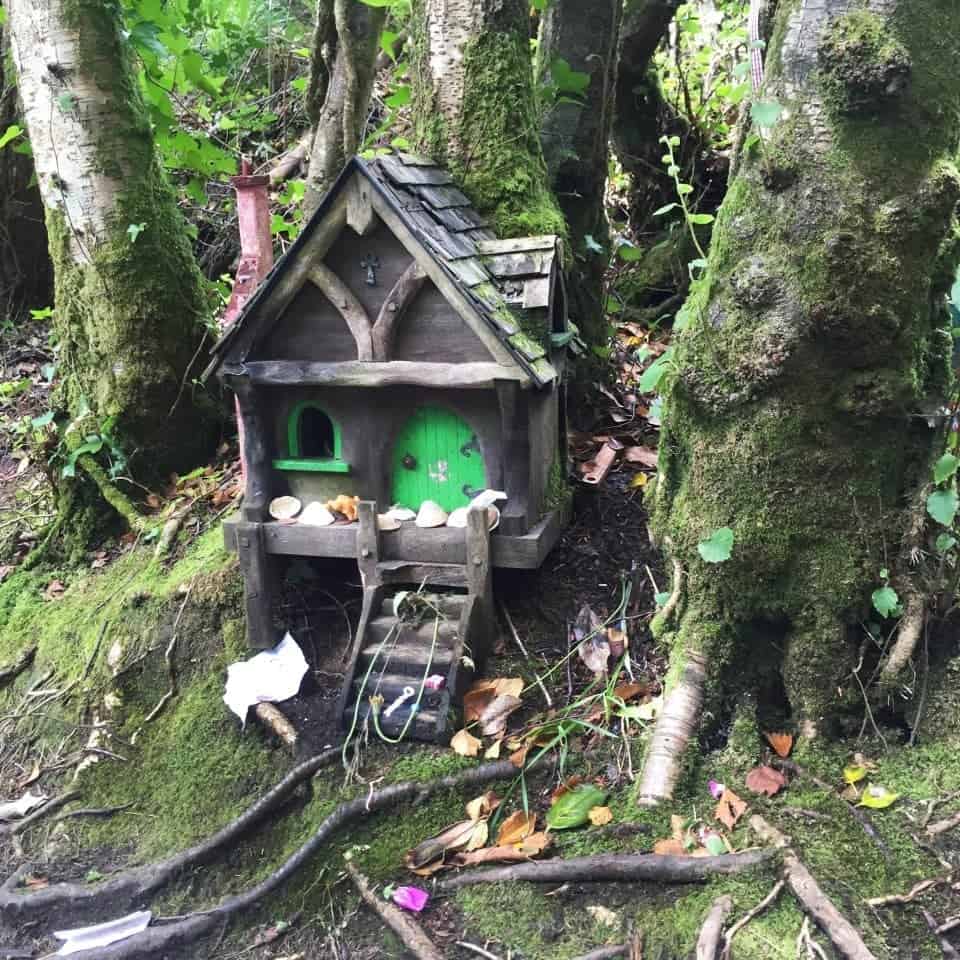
[269,496,302,520]
[415,500,448,528]
[387,505,416,521]
[446,505,500,531]
[299,501,335,526]
[469,489,508,509]
[377,513,402,531]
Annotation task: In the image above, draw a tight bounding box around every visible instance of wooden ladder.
[337,501,495,742]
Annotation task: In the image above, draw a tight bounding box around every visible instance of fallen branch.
[54,802,135,822]
[866,876,950,907]
[440,848,775,891]
[0,746,341,927]
[750,815,877,960]
[268,131,311,185]
[0,789,82,838]
[55,759,528,959]
[571,932,643,960]
[721,879,785,960]
[0,646,36,690]
[636,650,707,806]
[696,894,733,960]
[927,809,960,837]
[254,703,298,754]
[923,908,960,960]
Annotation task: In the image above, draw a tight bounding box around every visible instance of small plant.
[871,568,901,619]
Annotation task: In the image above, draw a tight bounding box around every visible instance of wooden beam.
[345,174,378,236]
[372,261,427,360]
[308,263,374,360]
[242,360,528,389]
[230,376,272,522]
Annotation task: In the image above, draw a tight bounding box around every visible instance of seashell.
[269,496,302,520]
[469,489,507,509]
[326,494,359,522]
[415,500,448,528]
[446,505,499,531]
[387,505,416,522]
[377,513,401,531]
[299,501,335,526]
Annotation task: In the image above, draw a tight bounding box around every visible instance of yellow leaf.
[465,820,489,851]
[465,791,498,822]
[843,764,867,785]
[858,785,900,810]
[630,472,648,489]
[588,806,613,826]
[484,739,502,760]
[451,729,481,757]
[497,810,537,845]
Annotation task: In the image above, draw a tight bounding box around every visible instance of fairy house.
[208,154,579,739]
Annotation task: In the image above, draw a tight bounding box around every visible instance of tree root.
[923,908,960,960]
[636,650,707,806]
[0,746,341,927]
[720,878,785,960]
[880,590,925,686]
[927,809,960,837]
[345,858,443,960]
[0,788,82,838]
[750,815,877,960]
[76,454,149,533]
[48,759,525,959]
[254,703,298,754]
[696,894,733,960]
[440,849,775,891]
[657,559,684,627]
[0,645,36,690]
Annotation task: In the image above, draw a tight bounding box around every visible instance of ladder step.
[377,561,467,587]
[380,593,465,618]
[367,615,459,646]
[352,673,448,708]
[359,641,456,673]
[344,704,446,741]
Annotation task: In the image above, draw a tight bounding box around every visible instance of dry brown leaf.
[606,626,627,658]
[497,810,536,845]
[764,731,794,758]
[479,694,523,737]
[455,831,551,866]
[463,678,524,723]
[714,788,748,830]
[484,739,502,760]
[465,792,499,822]
[450,729,481,758]
[653,838,686,856]
[509,743,530,768]
[17,761,40,790]
[405,819,485,874]
[745,765,787,797]
[326,494,359,521]
[588,806,613,826]
[613,682,647,702]
[577,634,611,679]
[624,446,659,468]
[43,580,65,601]
[550,775,584,803]
[465,820,489,852]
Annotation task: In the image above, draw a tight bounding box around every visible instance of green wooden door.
[391,407,486,512]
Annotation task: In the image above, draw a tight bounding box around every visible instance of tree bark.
[6,0,215,478]
[304,0,386,217]
[0,26,53,320]
[648,0,960,738]
[537,0,622,346]
[410,0,565,240]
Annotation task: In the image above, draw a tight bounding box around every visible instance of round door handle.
[402,453,417,470]
[462,484,482,499]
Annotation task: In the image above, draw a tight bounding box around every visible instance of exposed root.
[721,878,785,960]
[658,559,684,626]
[750,815,877,960]
[3,788,81,837]
[866,876,951,907]
[880,590,925,686]
[927,809,960,837]
[0,746,341,927]
[76,454,148,533]
[254,702,298,754]
[696,894,733,960]
[636,650,706,806]
[440,849,775,891]
[345,858,443,960]
[923,908,960,960]
[0,645,37,690]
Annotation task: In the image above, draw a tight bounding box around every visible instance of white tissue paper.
[54,910,152,956]
[223,632,309,723]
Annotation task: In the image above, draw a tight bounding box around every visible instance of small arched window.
[273,402,350,474]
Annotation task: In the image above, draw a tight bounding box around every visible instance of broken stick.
[697,894,733,960]
[750,815,878,960]
[345,859,443,960]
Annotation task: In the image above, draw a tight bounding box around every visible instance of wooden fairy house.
[208,154,579,740]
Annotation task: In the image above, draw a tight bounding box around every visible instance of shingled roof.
[207,154,571,386]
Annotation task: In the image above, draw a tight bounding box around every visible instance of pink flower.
[708,779,725,799]
[391,886,429,912]
[424,675,446,691]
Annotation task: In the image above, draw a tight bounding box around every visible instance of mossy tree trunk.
[0,25,53,321]
[649,0,960,755]
[536,0,622,346]
[303,0,387,217]
[409,0,565,242]
[6,0,215,478]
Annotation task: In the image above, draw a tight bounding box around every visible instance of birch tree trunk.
[537,0,622,346]
[6,0,214,477]
[647,0,960,764]
[303,0,386,217]
[410,0,565,239]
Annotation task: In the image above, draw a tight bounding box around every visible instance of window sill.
[272,458,351,474]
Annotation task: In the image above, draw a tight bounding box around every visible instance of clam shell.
[299,501,335,526]
[269,495,302,520]
[415,500,448,528]
[387,505,416,522]
[377,513,402,531]
[446,505,499,531]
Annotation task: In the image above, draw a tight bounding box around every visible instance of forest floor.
[3,319,960,959]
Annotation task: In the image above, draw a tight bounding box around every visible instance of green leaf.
[616,241,642,262]
[688,213,714,225]
[30,306,53,320]
[546,784,608,830]
[704,833,726,856]
[934,454,960,484]
[549,57,590,97]
[858,785,899,810]
[0,124,23,150]
[655,591,671,607]
[871,586,900,619]
[31,410,55,429]
[677,183,694,196]
[927,489,958,526]
[126,222,147,243]
[57,93,76,113]
[750,100,783,127]
[698,527,734,564]
[638,348,674,393]
[584,234,605,254]
[652,203,678,217]
[385,85,411,108]
[936,533,957,554]
[129,20,167,56]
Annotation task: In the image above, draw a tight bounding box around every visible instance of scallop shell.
[299,501,335,526]
[415,500,448,528]
[269,495,302,520]
[446,505,500,531]
[387,505,416,522]
[377,513,402,531]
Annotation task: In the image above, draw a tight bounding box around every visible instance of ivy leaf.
[688,213,715,225]
[936,533,957,554]
[934,454,960,484]
[549,58,590,97]
[385,85,411,108]
[698,527,734,564]
[750,99,783,127]
[652,203,678,217]
[927,489,958,526]
[616,241,643,262]
[654,591,671,607]
[638,349,673,393]
[0,124,23,150]
[546,784,608,830]
[871,586,900,619]
[126,222,147,244]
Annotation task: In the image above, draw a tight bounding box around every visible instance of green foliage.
[697,527,734,563]
[934,453,959,484]
[927,489,958,526]
[871,585,900,618]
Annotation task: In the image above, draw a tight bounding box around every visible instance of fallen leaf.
[405,818,488,874]
[479,694,523,737]
[764,731,794,758]
[23,875,48,890]
[840,783,860,803]
[17,760,40,790]
[577,634,611,679]
[653,838,686,855]
[43,580,65,601]
[612,682,647,702]
[455,832,551,865]
[843,763,868,785]
[586,905,619,927]
[509,743,529,768]
[714,788,748,830]
[550,775,584,803]
[630,473,648,489]
[484,739,502,760]
[546,784,608,830]
[497,811,537,845]
[465,792,499,822]
[450,729,481,757]
[745,765,787,797]
[703,832,726,856]
[588,806,613,826]
[463,678,524,724]
[858,785,899,810]
[624,446,658,467]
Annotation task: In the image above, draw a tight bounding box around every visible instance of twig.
[5,788,81,836]
[570,947,629,960]
[798,916,829,960]
[440,849,774,891]
[923,908,960,960]
[345,859,442,960]
[908,615,930,747]
[254,703,298,754]
[927,810,960,837]
[657,559,684,625]
[500,603,551,707]
[0,646,36,690]
[937,914,960,936]
[721,878,785,960]
[697,894,733,960]
[53,802,135,822]
[455,942,503,960]
[866,876,949,907]
[750,815,877,960]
